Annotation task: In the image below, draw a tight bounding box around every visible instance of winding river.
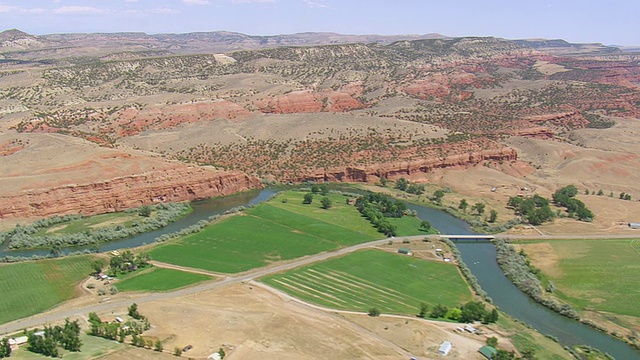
[2,188,639,359]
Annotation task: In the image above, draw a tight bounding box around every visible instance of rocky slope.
[287,147,518,183]
[0,166,260,219]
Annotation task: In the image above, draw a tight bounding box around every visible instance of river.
[407,203,640,360]
[2,188,639,359]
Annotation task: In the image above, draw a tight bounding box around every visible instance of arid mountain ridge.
[1,29,639,219]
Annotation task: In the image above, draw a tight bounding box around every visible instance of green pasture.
[523,239,640,318]
[116,268,212,292]
[0,255,96,324]
[150,191,388,273]
[261,249,473,315]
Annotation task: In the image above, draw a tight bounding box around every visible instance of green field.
[0,255,96,324]
[261,249,473,315]
[521,239,640,318]
[150,191,390,273]
[116,267,213,292]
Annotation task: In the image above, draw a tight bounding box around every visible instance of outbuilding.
[397,248,413,255]
[438,341,452,356]
[479,345,497,359]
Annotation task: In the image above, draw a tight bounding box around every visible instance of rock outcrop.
[286,147,517,183]
[256,90,365,114]
[0,167,262,219]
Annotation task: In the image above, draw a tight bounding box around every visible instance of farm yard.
[115,267,213,292]
[0,255,96,324]
[149,191,396,273]
[261,249,473,315]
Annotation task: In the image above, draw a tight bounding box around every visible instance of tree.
[419,220,432,232]
[320,196,332,209]
[368,307,380,317]
[458,199,468,213]
[319,184,329,195]
[445,308,462,321]
[395,177,409,191]
[0,337,11,358]
[430,304,448,318]
[486,336,498,347]
[432,189,445,204]
[483,308,499,324]
[495,349,516,360]
[92,259,105,274]
[173,347,182,356]
[219,348,226,359]
[597,189,604,196]
[489,209,498,223]
[303,193,313,204]
[471,202,485,215]
[128,303,142,320]
[379,178,388,187]
[417,303,429,318]
[109,255,123,273]
[139,205,152,217]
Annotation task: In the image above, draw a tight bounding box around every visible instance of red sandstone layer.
[0,167,262,219]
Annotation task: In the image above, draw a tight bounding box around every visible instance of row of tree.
[3,202,190,250]
[552,185,594,222]
[27,319,82,357]
[355,193,410,236]
[418,301,499,324]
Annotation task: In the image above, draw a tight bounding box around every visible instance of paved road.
[3,232,638,335]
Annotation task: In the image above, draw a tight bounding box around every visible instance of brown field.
[74,282,495,360]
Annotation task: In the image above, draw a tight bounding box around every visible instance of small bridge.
[439,234,495,240]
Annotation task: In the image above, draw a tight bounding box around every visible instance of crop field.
[261,249,472,315]
[0,255,96,324]
[150,191,386,273]
[116,268,213,292]
[519,239,640,318]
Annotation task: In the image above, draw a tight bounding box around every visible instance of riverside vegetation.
[1,202,190,250]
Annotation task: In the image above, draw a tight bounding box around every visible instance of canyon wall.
[287,147,517,183]
[0,167,262,219]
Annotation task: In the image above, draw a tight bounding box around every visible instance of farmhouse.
[397,248,413,255]
[9,336,28,350]
[629,222,640,229]
[479,345,497,359]
[438,341,452,356]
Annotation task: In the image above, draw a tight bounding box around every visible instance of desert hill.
[1,29,639,223]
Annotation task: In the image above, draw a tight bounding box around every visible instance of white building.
[438,341,452,356]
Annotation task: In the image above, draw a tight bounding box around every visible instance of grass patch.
[34,212,141,236]
[10,332,125,359]
[520,239,640,318]
[496,314,572,359]
[150,191,386,273]
[261,249,472,315]
[0,255,96,324]
[116,268,212,292]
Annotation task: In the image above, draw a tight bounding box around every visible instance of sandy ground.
[72,282,499,360]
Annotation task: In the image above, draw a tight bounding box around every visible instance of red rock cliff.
[0,167,262,219]
[285,147,517,183]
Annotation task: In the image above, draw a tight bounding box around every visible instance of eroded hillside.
[1,30,640,218]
